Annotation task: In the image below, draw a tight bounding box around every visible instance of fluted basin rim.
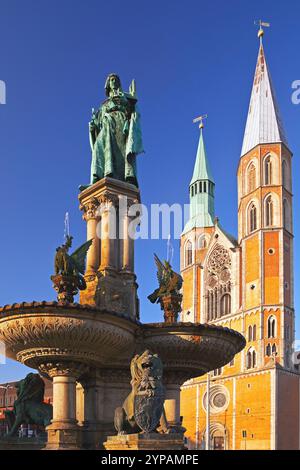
[143,321,246,350]
[0,301,141,327]
[0,302,246,380]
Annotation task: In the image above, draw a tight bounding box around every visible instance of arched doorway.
[202,423,228,450]
[211,427,225,450]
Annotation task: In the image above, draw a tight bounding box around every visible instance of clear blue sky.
[0,0,299,382]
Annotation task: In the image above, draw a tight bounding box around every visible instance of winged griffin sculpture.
[54,235,92,279]
[148,254,183,304]
[51,235,93,302]
[148,254,183,323]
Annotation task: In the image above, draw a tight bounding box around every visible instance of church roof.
[217,223,238,247]
[190,129,214,184]
[241,41,288,157]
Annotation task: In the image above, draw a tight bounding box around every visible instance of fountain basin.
[142,322,245,382]
[0,302,139,370]
[0,302,245,377]
[0,303,245,376]
[0,302,246,448]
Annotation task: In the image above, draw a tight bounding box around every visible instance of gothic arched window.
[267,316,276,338]
[207,294,211,321]
[220,294,231,316]
[198,235,207,250]
[265,156,273,185]
[252,350,256,368]
[266,344,271,356]
[185,240,193,267]
[214,289,218,319]
[272,344,277,356]
[248,163,256,193]
[248,325,253,342]
[265,195,274,227]
[253,324,256,341]
[246,348,256,369]
[249,203,257,233]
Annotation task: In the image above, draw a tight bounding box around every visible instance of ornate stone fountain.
[0,74,245,450]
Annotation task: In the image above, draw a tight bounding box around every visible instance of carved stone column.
[80,197,100,274]
[164,384,181,426]
[121,199,138,272]
[99,194,118,271]
[78,178,140,318]
[39,362,88,450]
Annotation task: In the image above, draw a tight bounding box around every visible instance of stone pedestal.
[160,293,182,323]
[104,433,186,450]
[0,437,46,451]
[50,274,82,303]
[79,177,140,320]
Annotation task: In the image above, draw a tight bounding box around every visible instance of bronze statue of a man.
[88,74,144,188]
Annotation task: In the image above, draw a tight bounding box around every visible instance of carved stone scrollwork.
[0,311,137,370]
[98,192,119,208]
[80,197,100,221]
[39,361,89,379]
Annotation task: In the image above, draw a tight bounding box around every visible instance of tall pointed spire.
[241,28,288,157]
[190,128,214,185]
[183,121,215,234]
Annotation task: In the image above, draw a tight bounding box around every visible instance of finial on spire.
[193,114,208,130]
[254,20,270,43]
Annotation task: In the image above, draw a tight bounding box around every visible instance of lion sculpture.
[114,350,171,434]
[5,373,53,437]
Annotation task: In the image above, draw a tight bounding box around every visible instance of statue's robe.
[90,92,143,187]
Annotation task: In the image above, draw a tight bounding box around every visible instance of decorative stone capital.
[39,361,89,379]
[98,192,119,208]
[80,197,100,221]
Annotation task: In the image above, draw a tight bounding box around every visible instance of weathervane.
[193,114,208,130]
[254,20,270,42]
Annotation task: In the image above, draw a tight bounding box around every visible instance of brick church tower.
[180,29,299,450]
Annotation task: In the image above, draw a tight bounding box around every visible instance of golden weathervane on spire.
[254,19,270,42]
[193,114,208,130]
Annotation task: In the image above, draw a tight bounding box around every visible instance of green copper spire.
[182,125,215,234]
[190,128,214,185]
